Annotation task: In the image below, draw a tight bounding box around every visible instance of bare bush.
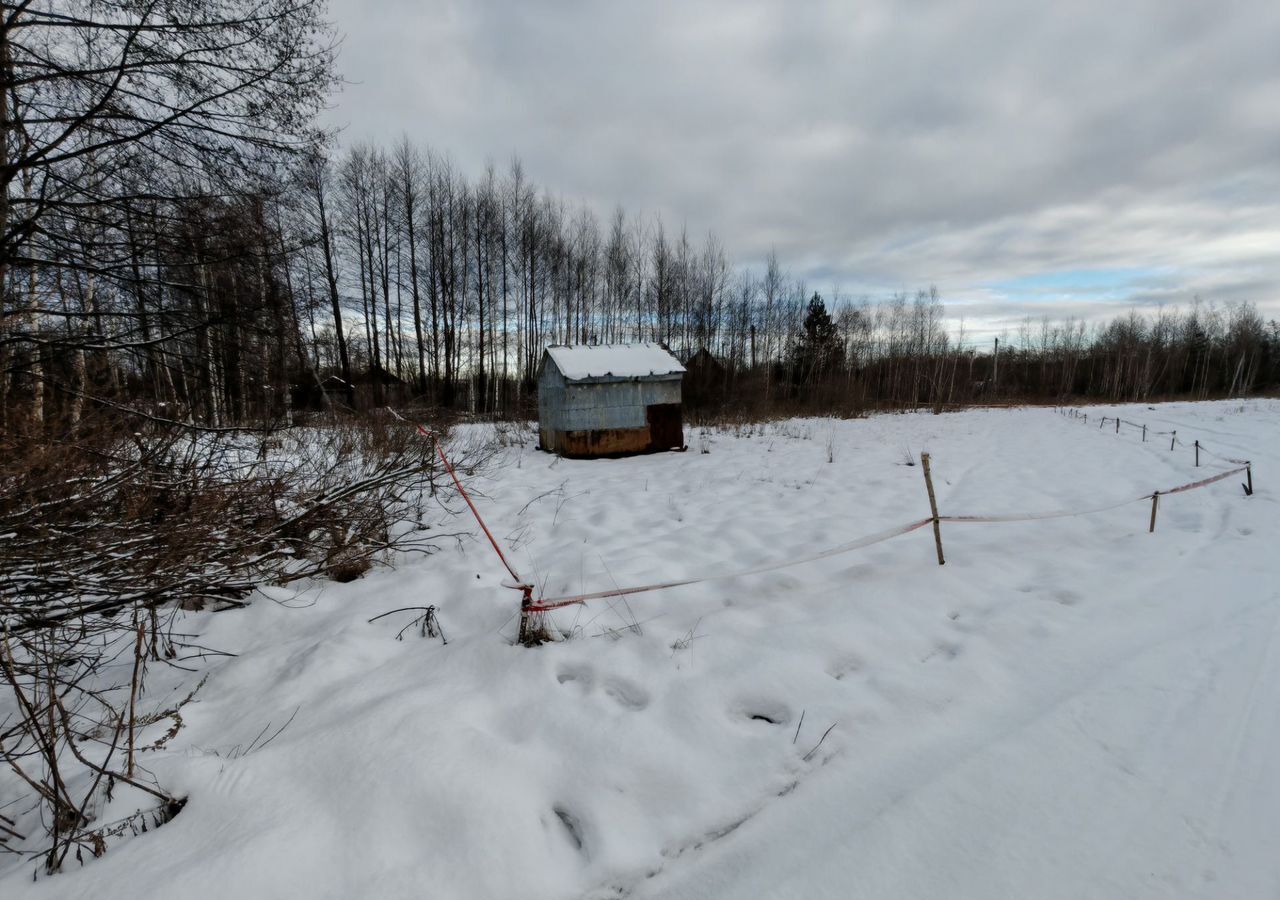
[0,411,491,872]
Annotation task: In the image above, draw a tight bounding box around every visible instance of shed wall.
[557,379,679,431]
[537,366,683,456]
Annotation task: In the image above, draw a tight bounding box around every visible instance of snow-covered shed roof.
[544,343,685,381]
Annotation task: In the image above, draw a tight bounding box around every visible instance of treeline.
[238,148,1280,417]
[3,6,1279,436]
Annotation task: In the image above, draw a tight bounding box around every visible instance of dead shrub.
[0,408,494,873]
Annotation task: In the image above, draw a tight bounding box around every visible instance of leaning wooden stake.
[920,452,945,565]
[1148,491,1159,533]
[1170,430,1176,451]
[1244,465,1253,496]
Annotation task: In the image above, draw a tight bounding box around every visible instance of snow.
[545,343,684,380]
[4,400,1278,899]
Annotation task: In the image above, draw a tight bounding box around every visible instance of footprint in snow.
[602,678,650,711]
[556,666,593,691]
[557,667,649,711]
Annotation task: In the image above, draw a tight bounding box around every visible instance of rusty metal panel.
[555,427,653,457]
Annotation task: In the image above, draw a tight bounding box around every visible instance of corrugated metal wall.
[556,379,680,431]
[538,356,683,455]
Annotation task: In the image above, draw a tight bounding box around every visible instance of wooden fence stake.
[1148,492,1159,533]
[920,452,945,566]
[1194,440,1200,467]
[1142,424,1146,442]
[1115,417,1120,434]
[1170,430,1176,451]
[517,587,533,645]
[1244,465,1253,496]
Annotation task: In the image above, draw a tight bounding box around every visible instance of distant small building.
[538,344,686,457]
[320,374,352,405]
[683,347,727,408]
[349,365,407,389]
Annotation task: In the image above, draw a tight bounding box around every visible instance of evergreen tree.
[793,292,843,386]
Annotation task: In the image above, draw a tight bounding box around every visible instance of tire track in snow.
[1198,592,1280,860]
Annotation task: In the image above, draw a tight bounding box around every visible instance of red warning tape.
[1162,464,1249,496]
[396,407,1253,619]
[529,518,934,612]
[389,410,532,593]
[1197,443,1251,467]
[529,463,1251,614]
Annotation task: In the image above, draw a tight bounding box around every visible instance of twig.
[367,606,433,624]
[247,707,300,754]
[802,722,837,762]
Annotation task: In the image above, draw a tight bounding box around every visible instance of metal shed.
[537,343,686,457]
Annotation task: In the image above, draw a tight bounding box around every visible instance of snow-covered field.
[6,400,1277,899]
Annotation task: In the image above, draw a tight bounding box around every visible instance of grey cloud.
[325,0,1280,331]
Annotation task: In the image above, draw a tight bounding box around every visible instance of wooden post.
[1142,424,1146,442]
[1099,417,1106,429]
[920,452,945,566]
[1245,465,1253,496]
[1170,430,1176,451]
[1115,417,1120,434]
[517,587,533,645]
[1194,440,1200,467]
[1148,492,1159,533]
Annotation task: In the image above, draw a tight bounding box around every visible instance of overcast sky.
[325,0,1280,342]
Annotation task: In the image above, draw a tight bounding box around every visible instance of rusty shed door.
[646,403,683,450]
